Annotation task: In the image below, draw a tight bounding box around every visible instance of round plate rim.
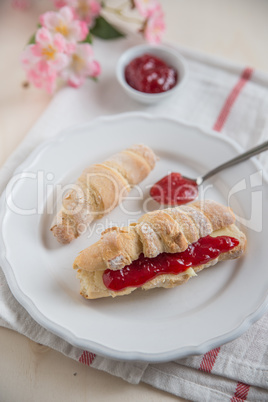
[0,112,268,362]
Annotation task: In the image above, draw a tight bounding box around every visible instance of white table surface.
[0,0,267,401]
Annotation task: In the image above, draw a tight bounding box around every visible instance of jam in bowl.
[125,53,178,94]
[116,44,187,103]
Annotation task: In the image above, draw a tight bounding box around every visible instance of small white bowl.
[116,44,187,104]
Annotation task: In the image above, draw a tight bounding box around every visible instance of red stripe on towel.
[199,347,221,373]
[79,351,96,366]
[213,67,253,132]
[231,382,250,401]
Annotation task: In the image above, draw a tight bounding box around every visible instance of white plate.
[1,113,268,362]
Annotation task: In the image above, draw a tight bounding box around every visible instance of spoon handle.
[198,140,268,185]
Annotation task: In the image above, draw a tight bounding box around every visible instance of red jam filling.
[150,172,198,206]
[102,235,239,291]
[125,53,178,94]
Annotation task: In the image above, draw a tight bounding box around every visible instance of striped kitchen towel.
[0,34,268,401]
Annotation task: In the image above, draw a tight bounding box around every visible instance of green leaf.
[90,16,125,40]
[27,24,41,46]
[82,32,93,44]
[27,32,36,45]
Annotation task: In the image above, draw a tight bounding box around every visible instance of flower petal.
[35,27,53,46]
[53,33,67,52]
[59,6,74,23]
[68,74,85,88]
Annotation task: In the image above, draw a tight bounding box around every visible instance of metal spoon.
[186,140,268,186]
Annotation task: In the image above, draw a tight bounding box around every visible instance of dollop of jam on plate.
[150,172,198,206]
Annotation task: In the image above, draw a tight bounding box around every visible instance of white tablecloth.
[0,34,268,401]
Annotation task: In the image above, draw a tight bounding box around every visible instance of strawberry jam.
[125,54,178,93]
[150,172,198,205]
[102,235,239,291]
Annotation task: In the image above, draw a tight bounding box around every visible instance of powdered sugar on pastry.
[73,200,238,273]
[51,144,157,244]
[73,200,246,299]
[108,255,125,269]
[179,205,213,238]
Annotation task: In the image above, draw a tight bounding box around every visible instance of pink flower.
[40,6,88,42]
[34,28,70,68]
[60,43,101,88]
[133,0,159,18]
[54,0,101,27]
[21,28,70,93]
[143,5,165,44]
[21,44,58,93]
[25,60,58,94]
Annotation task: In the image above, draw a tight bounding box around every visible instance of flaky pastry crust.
[73,200,247,299]
[51,144,157,244]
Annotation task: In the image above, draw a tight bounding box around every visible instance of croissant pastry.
[74,200,246,299]
[51,144,157,244]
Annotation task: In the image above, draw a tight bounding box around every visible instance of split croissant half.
[51,144,157,244]
[73,200,246,299]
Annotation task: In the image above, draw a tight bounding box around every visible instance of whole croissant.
[74,200,246,299]
[51,144,156,244]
